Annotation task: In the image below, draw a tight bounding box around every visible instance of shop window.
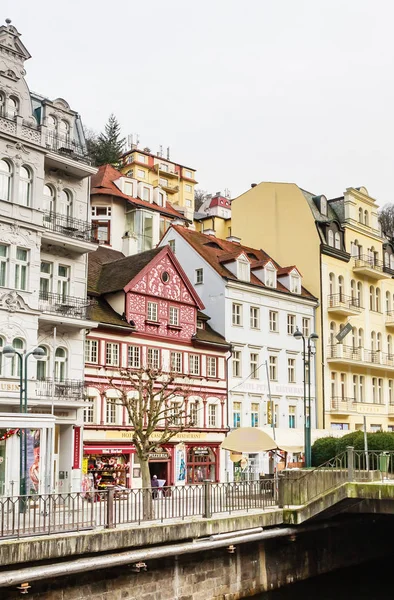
[87,453,129,489]
[187,446,216,483]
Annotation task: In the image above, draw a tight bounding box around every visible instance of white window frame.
[85,340,98,364]
[195,268,204,284]
[106,400,117,425]
[106,343,119,366]
[232,350,242,377]
[0,244,8,287]
[208,404,217,427]
[269,310,278,332]
[189,354,200,376]
[288,358,296,383]
[250,306,260,329]
[232,303,242,326]
[147,348,160,370]
[269,355,277,381]
[128,345,141,368]
[287,314,296,335]
[170,351,182,373]
[207,356,217,378]
[169,306,179,326]
[147,301,158,322]
[15,247,29,291]
[250,353,259,379]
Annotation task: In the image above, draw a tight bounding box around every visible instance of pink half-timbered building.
[83,245,230,489]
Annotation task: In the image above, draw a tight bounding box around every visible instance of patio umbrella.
[220,427,278,453]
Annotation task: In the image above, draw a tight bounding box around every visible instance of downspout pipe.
[0,521,347,588]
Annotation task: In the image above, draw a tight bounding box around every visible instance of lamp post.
[293,328,318,468]
[3,345,45,504]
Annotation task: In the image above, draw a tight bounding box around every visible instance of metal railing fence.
[0,479,277,540]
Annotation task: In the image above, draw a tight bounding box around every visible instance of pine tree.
[86,114,125,167]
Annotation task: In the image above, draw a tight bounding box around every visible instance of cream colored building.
[232,183,394,432]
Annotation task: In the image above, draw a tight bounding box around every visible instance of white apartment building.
[161,226,318,477]
[0,20,97,494]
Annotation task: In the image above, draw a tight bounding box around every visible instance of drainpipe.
[225,345,233,482]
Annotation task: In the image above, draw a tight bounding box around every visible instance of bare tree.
[378,204,394,239]
[194,188,209,212]
[107,367,194,518]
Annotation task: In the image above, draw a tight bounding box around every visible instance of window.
[92,220,110,243]
[106,343,119,366]
[147,348,160,369]
[195,268,203,284]
[238,260,250,282]
[170,401,182,426]
[338,275,344,301]
[359,376,364,402]
[138,154,147,164]
[185,184,192,193]
[15,248,28,290]
[60,189,72,218]
[357,282,363,305]
[328,230,334,247]
[128,345,140,368]
[7,96,18,119]
[124,181,134,196]
[376,288,381,312]
[207,356,217,378]
[369,286,375,311]
[84,398,94,424]
[331,423,349,431]
[233,402,241,428]
[39,261,52,296]
[184,170,193,179]
[208,404,217,427]
[358,207,363,223]
[302,318,310,337]
[340,373,346,400]
[85,340,98,364]
[290,274,300,294]
[19,166,32,207]
[251,403,259,427]
[0,93,4,116]
[386,291,391,313]
[168,239,176,253]
[287,314,296,335]
[11,338,24,377]
[169,306,179,326]
[36,346,48,381]
[288,406,296,429]
[265,265,276,287]
[0,159,11,202]
[106,401,116,425]
[269,355,277,381]
[189,402,198,426]
[43,184,55,213]
[143,187,150,201]
[250,353,259,379]
[186,199,192,207]
[57,265,70,298]
[364,210,369,226]
[250,306,260,329]
[158,192,164,206]
[331,372,337,399]
[372,378,377,403]
[147,301,158,322]
[389,380,393,405]
[137,169,145,178]
[55,347,67,382]
[232,350,241,377]
[378,378,383,404]
[288,358,296,383]
[329,272,335,295]
[232,303,242,326]
[334,232,341,250]
[171,351,182,373]
[0,244,8,286]
[189,354,200,376]
[269,310,278,332]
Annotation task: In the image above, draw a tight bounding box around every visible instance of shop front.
[185,444,219,483]
[82,444,135,491]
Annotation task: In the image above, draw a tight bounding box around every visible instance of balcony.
[388,404,394,416]
[153,180,179,194]
[386,311,394,329]
[151,164,179,179]
[42,212,98,253]
[36,379,84,401]
[353,255,392,280]
[45,133,90,165]
[39,292,96,327]
[330,397,355,414]
[327,344,394,370]
[327,294,363,316]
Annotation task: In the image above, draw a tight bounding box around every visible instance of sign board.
[336,322,352,342]
[193,447,210,456]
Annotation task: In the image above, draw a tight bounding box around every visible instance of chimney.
[226,235,241,244]
[251,183,257,188]
[203,228,216,236]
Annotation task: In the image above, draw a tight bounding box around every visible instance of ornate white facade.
[0,20,97,494]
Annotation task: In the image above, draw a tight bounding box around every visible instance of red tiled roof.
[91,164,186,220]
[170,226,316,300]
[277,266,302,276]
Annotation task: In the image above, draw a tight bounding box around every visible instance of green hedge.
[311,431,394,466]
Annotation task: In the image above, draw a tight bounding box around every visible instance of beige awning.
[220,427,277,453]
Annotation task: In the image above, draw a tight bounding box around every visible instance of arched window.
[55,347,67,382]
[358,208,363,223]
[330,322,336,344]
[352,327,357,349]
[59,120,70,140]
[338,275,344,301]
[334,232,341,250]
[371,331,376,352]
[351,280,356,302]
[388,335,393,357]
[377,332,382,351]
[328,230,334,247]
[352,240,361,258]
[357,282,363,306]
[19,165,32,207]
[60,189,72,218]
[364,210,369,226]
[0,159,12,202]
[329,273,335,296]
[358,328,364,348]
[7,96,18,119]
[11,338,24,377]
[386,291,391,313]
[47,115,56,131]
[372,378,377,403]
[376,288,381,312]
[36,346,48,381]
[369,285,375,311]
[43,184,55,214]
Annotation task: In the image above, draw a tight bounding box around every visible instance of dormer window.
[320,196,327,216]
[237,258,250,282]
[265,264,276,288]
[197,319,204,330]
[290,274,301,294]
[124,181,134,196]
[334,232,341,250]
[328,230,334,247]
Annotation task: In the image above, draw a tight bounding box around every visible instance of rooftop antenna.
[159,145,163,157]
[167,147,170,160]
[224,188,231,199]
[136,134,140,147]
[127,134,133,149]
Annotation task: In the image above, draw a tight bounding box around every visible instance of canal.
[251,555,393,599]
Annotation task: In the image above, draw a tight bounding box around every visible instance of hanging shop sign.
[193,447,210,456]
[148,447,169,460]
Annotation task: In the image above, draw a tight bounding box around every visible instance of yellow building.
[194,192,232,239]
[119,146,197,221]
[232,183,394,432]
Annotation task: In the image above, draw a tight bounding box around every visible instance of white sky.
[4,0,394,204]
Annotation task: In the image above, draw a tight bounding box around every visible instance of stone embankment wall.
[3,516,394,600]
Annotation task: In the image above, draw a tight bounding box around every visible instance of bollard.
[203,479,212,518]
[106,488,115,529]
[347,446,354,482]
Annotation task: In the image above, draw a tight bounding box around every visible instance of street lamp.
[3,345,45,504]
[293,328,318,468]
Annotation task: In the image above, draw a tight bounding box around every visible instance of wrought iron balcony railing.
[327,294,362,309]
[36,379,84,400]
[43,211,98,243]
[354,254,384,272]
[330,396,355,412]
[328,344,394,368]
[39,291,95,319]
[45,132,91,164]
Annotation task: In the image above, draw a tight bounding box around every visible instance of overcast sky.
[4,1,394,204]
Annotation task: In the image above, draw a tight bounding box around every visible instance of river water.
[250,556,393,599]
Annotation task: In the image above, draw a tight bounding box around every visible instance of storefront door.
[187,447,217,483]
